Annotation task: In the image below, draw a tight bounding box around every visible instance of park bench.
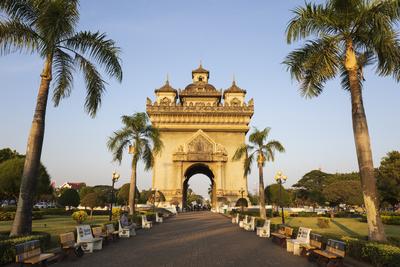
[76,225,103,253]
[312,239,346,266]
[15,240,55,266]
[300,233,323,259]
[256,219,270,237]
[59,232,84,259]
[118,219,136,238]
[141,215,153,229]
[105,223,119,240]
[244,216,256,231]
[156,212,163,223]
[271,225,293,247]
[286,227,312,255]
[239,215,248,228]
[231,213,239,224]
[92,226,108,244]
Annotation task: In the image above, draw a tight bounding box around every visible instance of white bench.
[76,225,102,253]
[105,223,119,240]
[256,219,270,237]
[142,215,153,229]
[239,215,248,228]
[118,220,136,238]
[231,213,239,224]
[287,227,312,255]
[244,216,256,231]
[156,212,163,223]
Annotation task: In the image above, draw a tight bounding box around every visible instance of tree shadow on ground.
[331,219,359,237]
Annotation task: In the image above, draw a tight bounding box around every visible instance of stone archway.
[146,65,254,209]
[182,163,216,209]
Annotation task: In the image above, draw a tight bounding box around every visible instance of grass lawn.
[0,215,110,246]
[270,216,400,239]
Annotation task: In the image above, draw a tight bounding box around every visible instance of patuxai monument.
[146,65,254,209]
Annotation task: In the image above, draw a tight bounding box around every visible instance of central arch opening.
[183,163,215,210]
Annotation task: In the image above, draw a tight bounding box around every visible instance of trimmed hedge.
[344,237,400,267]
[0,232,51,265]
[360,215,400,225]
[0,211,44,221]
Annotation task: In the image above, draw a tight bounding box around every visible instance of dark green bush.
[381,216,400,225]
[0,211,44,221]
[0,232,51,265]
[343,237,400,267]
[380,211,400,217]
[297,211,318,217]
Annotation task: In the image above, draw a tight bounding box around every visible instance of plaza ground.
[54,212,315,267]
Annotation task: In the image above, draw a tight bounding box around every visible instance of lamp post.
[274,171,287,224]
[151,188,157,213]
[109,171,120,221]
[239,187,245,214]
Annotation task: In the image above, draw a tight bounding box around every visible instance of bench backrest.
[92,226,103,237]
[236,213,239,221]
[326,239,346,257]
[295,227,311,243]
[15,240,41,262]
[309,233,323,249]
[59,232,75,247]
[249,216,255,225]
[263,220,271,228]
[284,226,293,237]
[76,225,94,242]
[142,215,149,223]
[278,225,286,235]
[244,215,248,222]
[106,223,115,233]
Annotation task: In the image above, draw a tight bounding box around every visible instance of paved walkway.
[56,212,315,267]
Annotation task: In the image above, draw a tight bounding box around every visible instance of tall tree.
[283,0,400,241]
[0,0,122,236]
[107,113,162,215]
[377,151,400,208]
[233,128,285,219]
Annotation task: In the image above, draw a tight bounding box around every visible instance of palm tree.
[1,0,122,236]
[233,128,285,219]
[283,0,400,241]
[107,113,162,216]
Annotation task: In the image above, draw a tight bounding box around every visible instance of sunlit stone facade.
[146,65,254,208]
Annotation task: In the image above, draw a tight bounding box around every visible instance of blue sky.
[0,0,399,198]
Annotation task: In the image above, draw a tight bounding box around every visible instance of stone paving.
[55,212,315,267]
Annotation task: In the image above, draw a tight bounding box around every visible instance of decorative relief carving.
[188,135,213,154]
[160,97,171,106]
[230,98,241,107]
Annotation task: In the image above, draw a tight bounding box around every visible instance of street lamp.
[151,188,157,213]
[239,187,245,214]
[109,171,120,221]
[274,171,287,224]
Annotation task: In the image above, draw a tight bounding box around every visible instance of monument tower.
[146,65,254,208]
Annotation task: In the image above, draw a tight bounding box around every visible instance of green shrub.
[343,237,400,267]
[317,217,330,228]
[0,211,44,221]
[360,215,400,225]
[381,216,400,225]
[380,211,400,217]
[71,210,88,224]
[0,232,51,265]
[41,208,73,216]
[298,211,318,217]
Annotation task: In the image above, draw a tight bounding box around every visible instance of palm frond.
[283,36,340,98]
[107,128,132,162]
[243,151,255,177]
[0,0,37,24]
[64,31,122,81]
[141,141,154,171]
[0,20,41,55]
[286,2,338,43]
[52,48,74,106]
[232,144,246,161]
[74,53,105,117]
[249,127,270,147]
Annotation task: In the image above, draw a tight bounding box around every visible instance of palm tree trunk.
[129,157,138,216]
[10,57,52,236]
[258,163,266,219]
[346,42,386,242]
